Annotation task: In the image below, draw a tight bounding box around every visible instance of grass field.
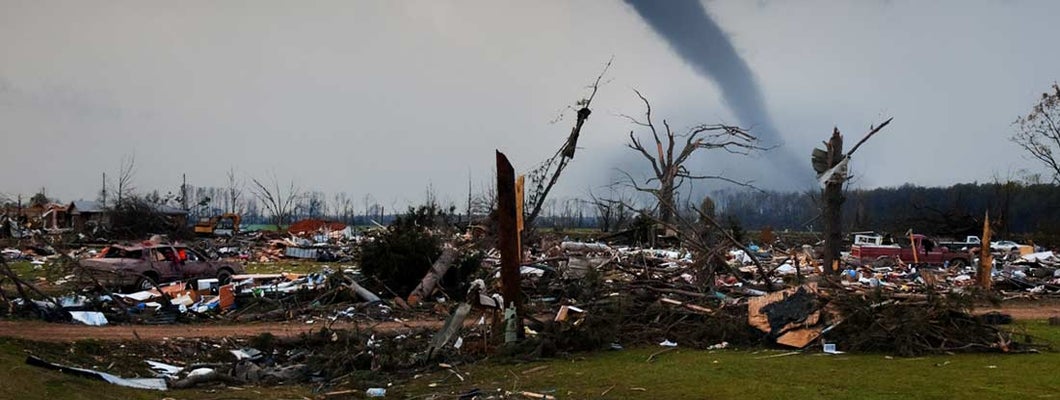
[403,327,1060,399]
[0,321,1056,399]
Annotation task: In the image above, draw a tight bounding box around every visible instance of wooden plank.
[776,326,823,348]
[747,283,818,333]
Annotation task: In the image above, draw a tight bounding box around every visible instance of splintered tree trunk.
[978,212,993,289]
[406,245,460,306]
[496,151,523,341]
[822,130,844,274]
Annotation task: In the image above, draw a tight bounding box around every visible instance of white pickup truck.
[938,236,981,251]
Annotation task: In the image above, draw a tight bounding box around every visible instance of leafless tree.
[225,167,245,214]
[424,182,438,209]
[362,194,378,225]
[469,179,497,220]
[333,192,354,225]
[556,197,584,229]
[115,154,136,206]
[250,173,301,228]
[299,191,327,219]
[620,90,766,224]
[1012,83,1060,184]
[588,187,636,233]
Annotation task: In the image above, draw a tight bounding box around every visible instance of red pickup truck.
[850,234,972,267]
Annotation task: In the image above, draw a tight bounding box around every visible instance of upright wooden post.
[978,212,993,289]
[909,230,919,265]
[516,175,525,261]
[496,151,522,341]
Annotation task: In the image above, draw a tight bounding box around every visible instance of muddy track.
[0,318,455,342]
[977,302,1060,320]
[0,303,1056,343]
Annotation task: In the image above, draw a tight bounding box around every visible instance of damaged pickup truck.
[79,243,245,290]
[851,234,972,267]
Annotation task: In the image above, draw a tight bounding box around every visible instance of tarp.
[26,356,167,390]
[69,311,108,326]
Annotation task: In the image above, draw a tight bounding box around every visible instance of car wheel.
[135,275,157,291]
[217,269,233,285]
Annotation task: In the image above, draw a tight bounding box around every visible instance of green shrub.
[358,205,451,296]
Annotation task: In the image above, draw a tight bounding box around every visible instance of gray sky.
[2,0,1059,208]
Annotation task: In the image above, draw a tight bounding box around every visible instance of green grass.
[241,224,281,232]
[0,338,314,400]
[2,260,67,295]
[401,320,1060,399]
[6,260,46,281]
[243,260,351,275]
[0,322,1056,399]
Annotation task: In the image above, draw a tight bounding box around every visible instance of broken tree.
[524,58,611,230]
[978,211,993,289]
[497,150,523,342]
[407,245,460,306]
[622,90,765,225]
[812,118,892,274]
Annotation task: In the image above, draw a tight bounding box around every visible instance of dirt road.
[0,303,1055,343]
[0,318,453,342]
[977,301,1060,320]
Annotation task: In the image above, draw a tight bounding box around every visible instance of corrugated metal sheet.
[284,247,320,259]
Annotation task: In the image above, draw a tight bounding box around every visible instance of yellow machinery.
[193,213,241,236]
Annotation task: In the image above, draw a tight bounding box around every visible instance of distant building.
[0,202,69,231]
[67,200,189,233]
[67,200,108,232]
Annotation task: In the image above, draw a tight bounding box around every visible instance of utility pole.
[181,173,188,211]
[466,171,472,227]
[16,194,22,245]
[101,172,107,206]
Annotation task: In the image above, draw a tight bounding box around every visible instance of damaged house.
[1,202,69,236]
[67,200,189,234]
[67,200,108,232]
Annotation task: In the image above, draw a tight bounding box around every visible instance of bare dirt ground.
[0,318,456,342]
[1,302,1056,343]
[978,301,1060,320]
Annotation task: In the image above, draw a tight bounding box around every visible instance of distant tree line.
[713,182,1060,241]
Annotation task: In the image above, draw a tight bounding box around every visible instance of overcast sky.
[2,0,1059,208]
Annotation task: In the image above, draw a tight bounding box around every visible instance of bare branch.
[250,172,301,227]
[115,154,136,205]
[1012,83,1060,183]
[678,173,763,192]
